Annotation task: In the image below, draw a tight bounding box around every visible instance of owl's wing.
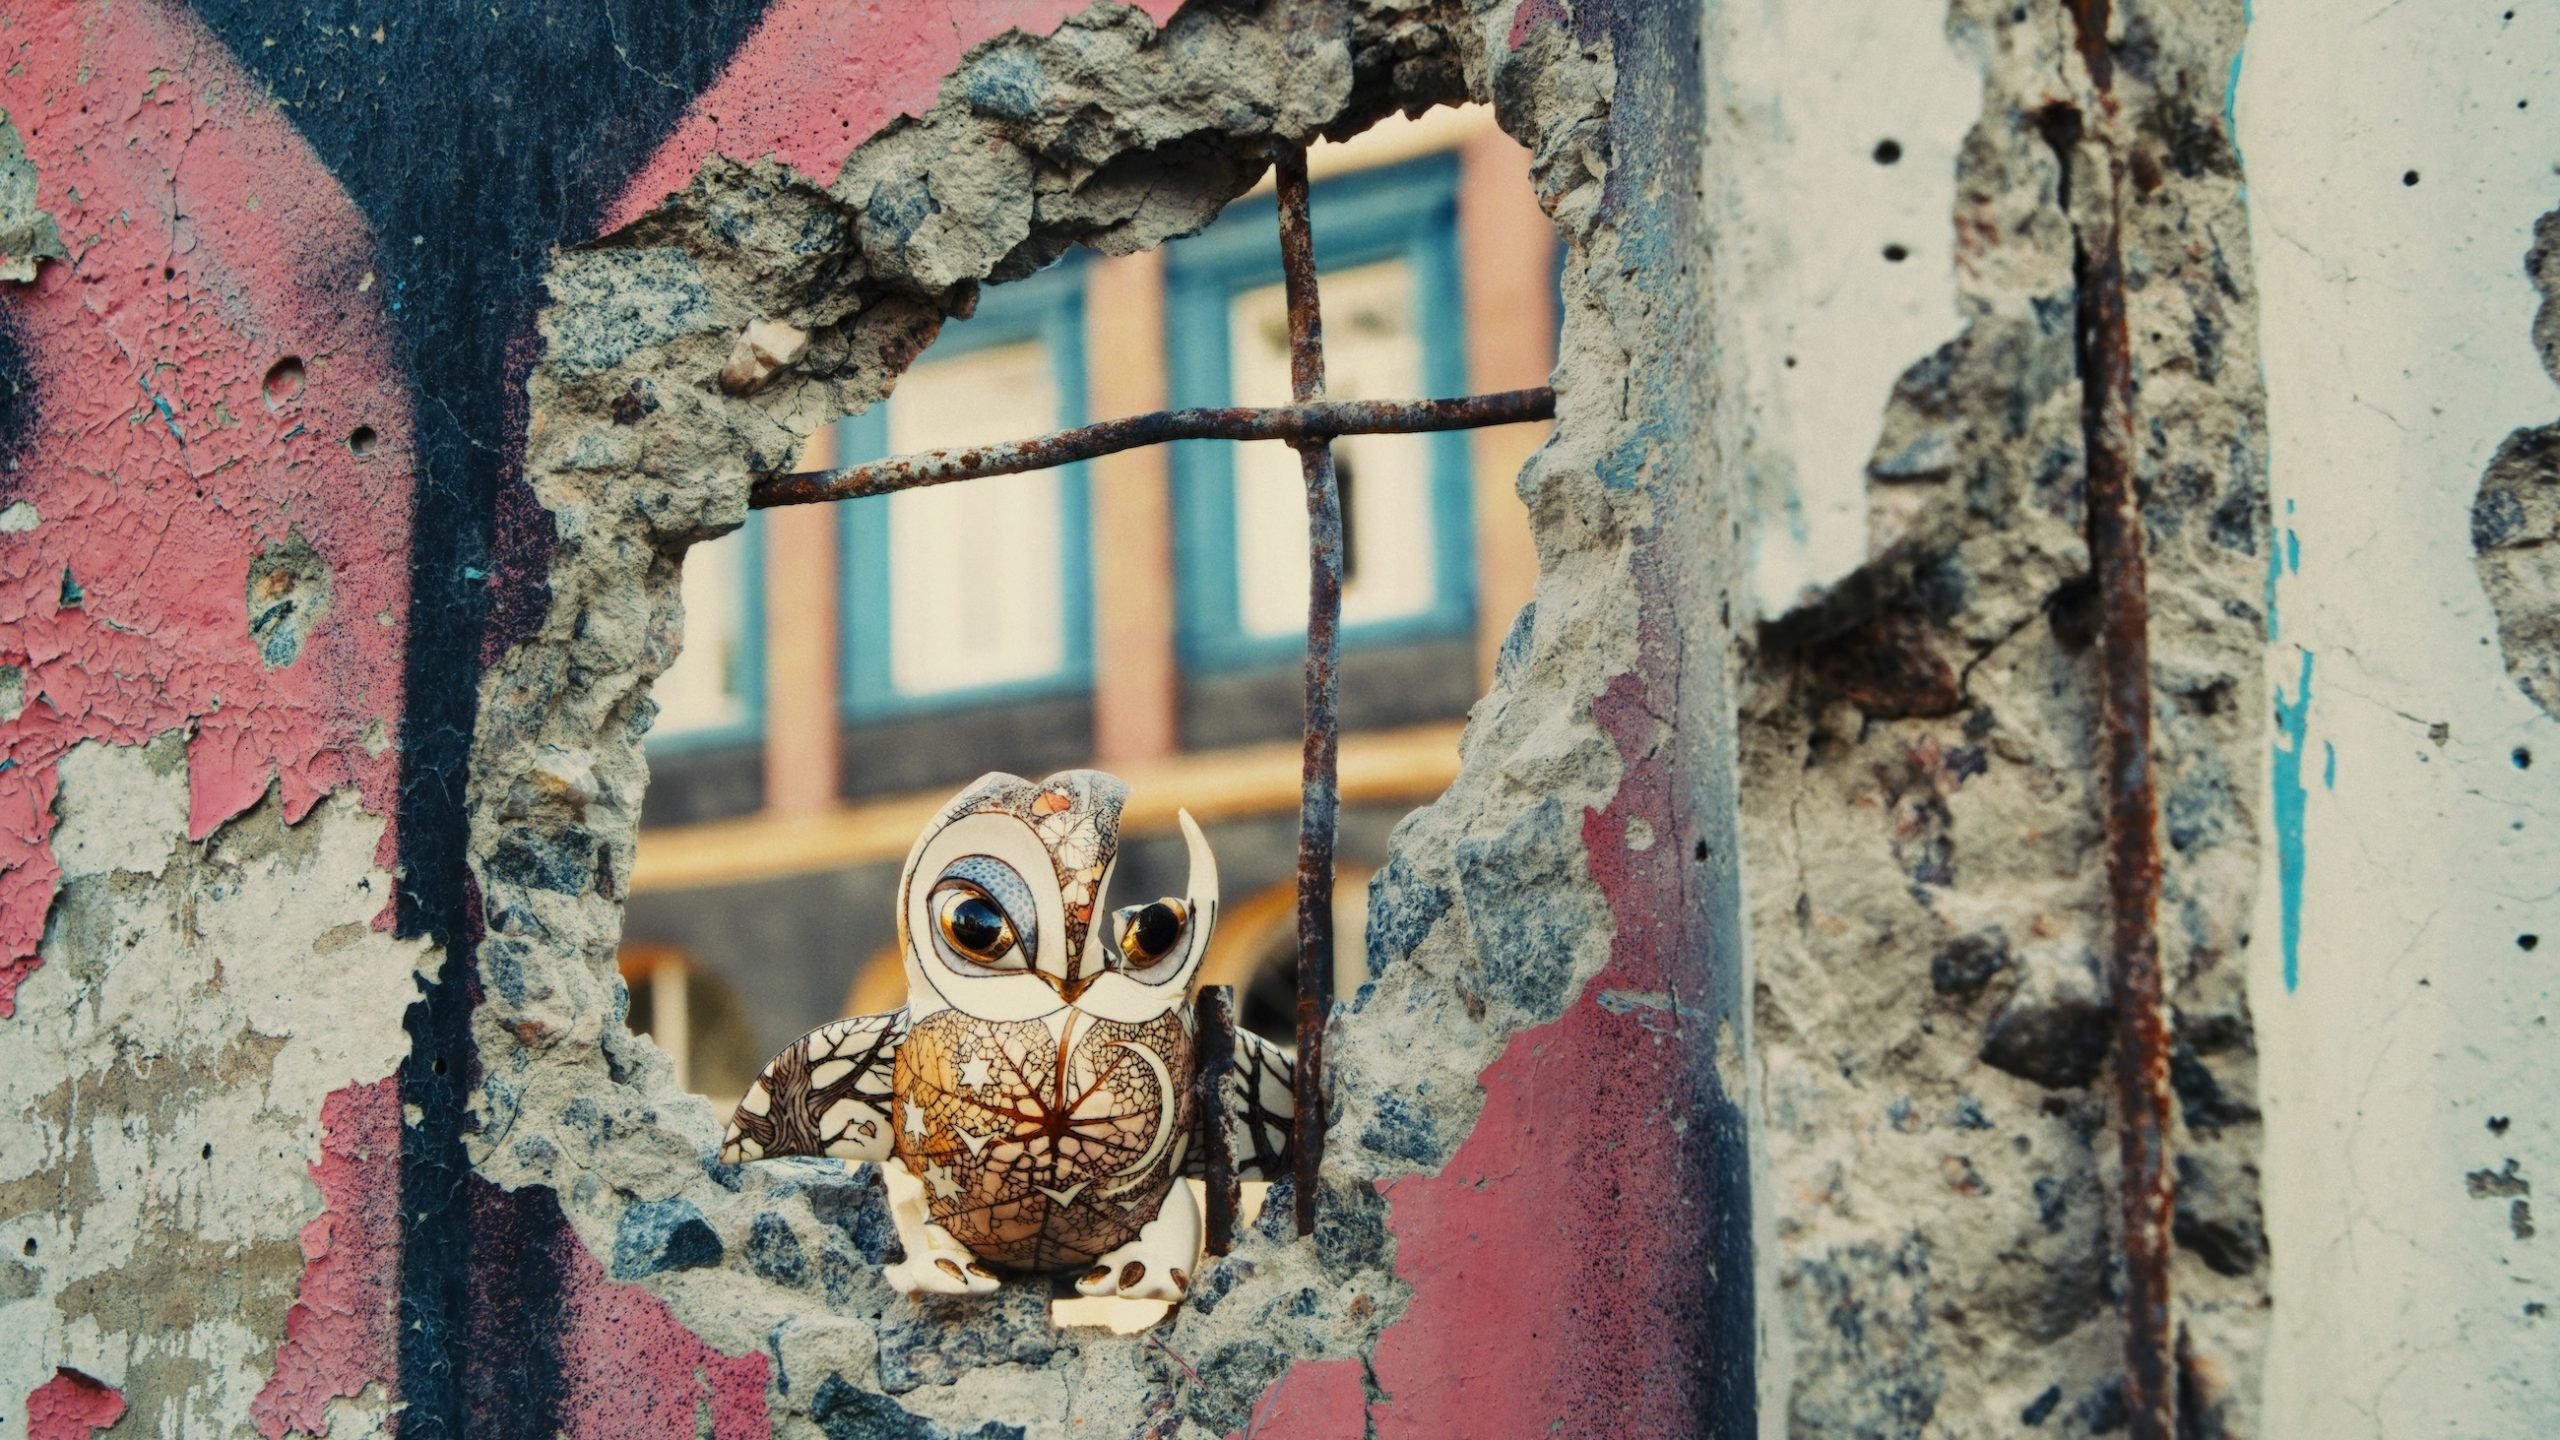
[719,1009,907,1164]
[1189,1024,1296,1182]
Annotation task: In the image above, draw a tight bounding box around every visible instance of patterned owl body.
[892,1006,1195,1273]
[722,768,1296,1301]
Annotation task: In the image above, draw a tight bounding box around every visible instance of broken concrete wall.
[7,0,1749,1435]
[471,2,1744,1434]
[1715,0,2274,1433]
[2,0,2549,1435]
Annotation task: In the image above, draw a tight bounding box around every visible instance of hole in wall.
[1883,243,1910,263]
[262,357,306,409]
[2402,169,2421,187]
[347,425,378,456]
[609,100,1556,1333]
[1874,138,1902,165]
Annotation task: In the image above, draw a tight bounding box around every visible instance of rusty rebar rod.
[2060,1,2176,1434]
[1275,142,1337,1240]
[1195,985,1241,1256]
[747,390,1556,510]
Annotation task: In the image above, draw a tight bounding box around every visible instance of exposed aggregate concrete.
[1737,2,2270,1434]
[2472,208,2560,723]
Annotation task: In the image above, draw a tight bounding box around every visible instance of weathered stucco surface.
[1727,1,2271,1433]
[2240,3,2559,1432]
[0,738,429,1435]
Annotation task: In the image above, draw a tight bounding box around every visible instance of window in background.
[647,518,764,749]
[838,263,1092,717]
[1168,155,1473,668]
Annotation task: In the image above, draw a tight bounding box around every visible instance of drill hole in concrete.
[1874,138,1902,165]
[262,357,306,410]
[347,425,379,456]
[1883,243,1910,263]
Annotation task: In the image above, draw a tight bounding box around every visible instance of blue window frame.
[1166,154,1474,670]
[645,513,766,754]
[836,261,1094,720]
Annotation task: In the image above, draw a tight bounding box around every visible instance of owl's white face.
[897,770,1218,1025]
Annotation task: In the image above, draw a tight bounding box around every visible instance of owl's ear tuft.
[1178,808,1220,923]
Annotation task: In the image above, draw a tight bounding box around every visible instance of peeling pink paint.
[553,1215,773,1440]
[1228,1357,1368,1440]
[603,0,1182,234]
[0,0,414,1015]
[1507,0,1571,48]
[1365,673,1711,1438]
[25,1368,125,1440]
[251,1080,404,1438]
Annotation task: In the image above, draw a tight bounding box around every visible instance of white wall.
[1710,0,1980,619]
[2239,4,2560,1432]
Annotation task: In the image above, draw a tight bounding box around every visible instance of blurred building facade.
[619,109,1555,1105]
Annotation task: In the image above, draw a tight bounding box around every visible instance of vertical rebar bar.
[1274,143,1338,1238]
[2058,2,2176,1433]
[1195,984,1241,1256]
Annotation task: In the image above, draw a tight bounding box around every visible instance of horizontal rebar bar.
[745,388,1557,510]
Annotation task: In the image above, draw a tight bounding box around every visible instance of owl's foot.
[1074,1182,1201,1302]
[882,1249,1002,1298]
[878,1159,1001,1297]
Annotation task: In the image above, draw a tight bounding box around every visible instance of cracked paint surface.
[249,1079,403,1439]
[24,1368,124,1440]
[0,740,429,1433]
[0,0,413,1016]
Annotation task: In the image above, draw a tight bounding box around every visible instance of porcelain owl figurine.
[719,770,1295,1301]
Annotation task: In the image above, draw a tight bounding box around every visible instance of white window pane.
[884,340,1068,696]
[656,532,750,737]
[1229,258,1438,638]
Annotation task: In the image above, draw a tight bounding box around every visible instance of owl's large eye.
[934,886,1018,965]
[1114,898,1188,968]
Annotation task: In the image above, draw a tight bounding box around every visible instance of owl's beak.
[1039,969,1100,1005]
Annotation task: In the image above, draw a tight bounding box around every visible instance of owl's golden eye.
[935,889,1017,964]
[1116,899,1188,966]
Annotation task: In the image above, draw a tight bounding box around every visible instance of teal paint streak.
[2274,648,2315,991]
[2263,522,2283,640]
[2265,498,2296,640]
[2225,0,2253,143]
[2322,739,2336,791]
